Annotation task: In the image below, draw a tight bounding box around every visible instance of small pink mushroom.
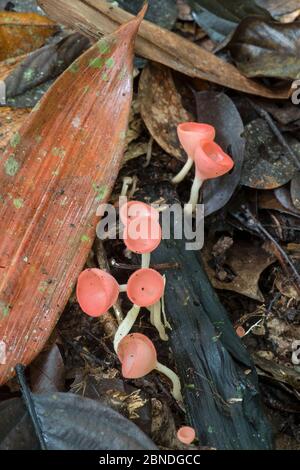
[76,268,119,317]
[186,139,234,214]
[120,200,159,226]
[127,268,164,307]
[117,333,182,401]
[177,426,196,445]
[123,215,162,268]
[114,268,166,351]
[173,122,215,184]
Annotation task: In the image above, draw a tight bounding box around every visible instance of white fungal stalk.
[149,300,168,341]
[113,304,140,353]
[184,175,203,215]
[141,252,151,268]
[155,362,183,402]
[172,157,193,184]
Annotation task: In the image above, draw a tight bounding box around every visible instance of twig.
[233,206,300,295]
[15,364,47,450]
[110,259,180,271]
[250,100,300,171]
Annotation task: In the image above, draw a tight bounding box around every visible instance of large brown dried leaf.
[39,0,290,99]
[0,10,144,385]
[202,240,275,301]
[0,12,58,60]
[139,63,191,162]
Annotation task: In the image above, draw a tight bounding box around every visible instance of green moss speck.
[24,68,34,81]
[69,62,79,74]
[98,40,110,54]
[81,234,90,243]
[0,301,10,318]
[52,147,66,158]
[105,57,115,69]
[13,198,24,209]
[4,156,19,176]
[10,132,21,148]
[92,183,108,202]
[89,57,104,69]
[101,72,109,82]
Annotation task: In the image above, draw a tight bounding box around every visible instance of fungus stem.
[113,304,140,353]
[155,361,183,402]
[184,175,203,215]
[141,252,151,268]
[149,300,168,341]
[119,284,127,292]
[172,157,193,184]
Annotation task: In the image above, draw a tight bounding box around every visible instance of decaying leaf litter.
[0,0,299,450]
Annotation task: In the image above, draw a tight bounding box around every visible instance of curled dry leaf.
[5,33,91,100]
[39,0,291,99]
[139,63,192,162]
[0,9,145,385]
[241,119,300,189]
[228,17,300,80]
[202,240,276,301]
[0,11,58,60]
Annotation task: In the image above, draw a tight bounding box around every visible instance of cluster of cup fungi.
[76,122,234,446]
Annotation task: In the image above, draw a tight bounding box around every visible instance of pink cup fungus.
[113,268,167,351]
[120,200,159,226]
[127,268,164,307]
[123,215,162,268]
[177,426,196,445]
[76,268,119,317]
[235,326,245,338]
[172,122,215,184]
[117,333,182,402]
[185,139,234,214]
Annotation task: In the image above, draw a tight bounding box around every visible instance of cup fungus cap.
[177,426,196,445]
[127,268,164,307]
[194,140,234,181]
[177,122,215,159]
[120,200,159,226]
[123,215,161,254]
[117,333,157,379]
[76,268,119,317]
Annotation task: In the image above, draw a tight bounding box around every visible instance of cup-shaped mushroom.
[177,122,215,159]
[120,200,159,226]
[76,268,119,317]
[194,140,234,181]
[123,215,161,254]
[127,268,164,307]
[117,333,157,379]
[177,426,196,445]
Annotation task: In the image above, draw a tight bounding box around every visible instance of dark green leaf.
[195,91,245,215]
[0,393,157,450]
[117,0,177,30]
[228,17,300,79]
[188,0,270,41]
[241,119,300,189]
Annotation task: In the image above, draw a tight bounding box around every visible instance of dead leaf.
[228,17,300,80]
[0,11,58,60]
[0,8,145,386]
[195,91,245,215]
[241,119,300,189]
[139,63,192,162]
[30,343,65,393]
[0,54,28,81]
[202,240,276,301]
[39,0,291,99]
